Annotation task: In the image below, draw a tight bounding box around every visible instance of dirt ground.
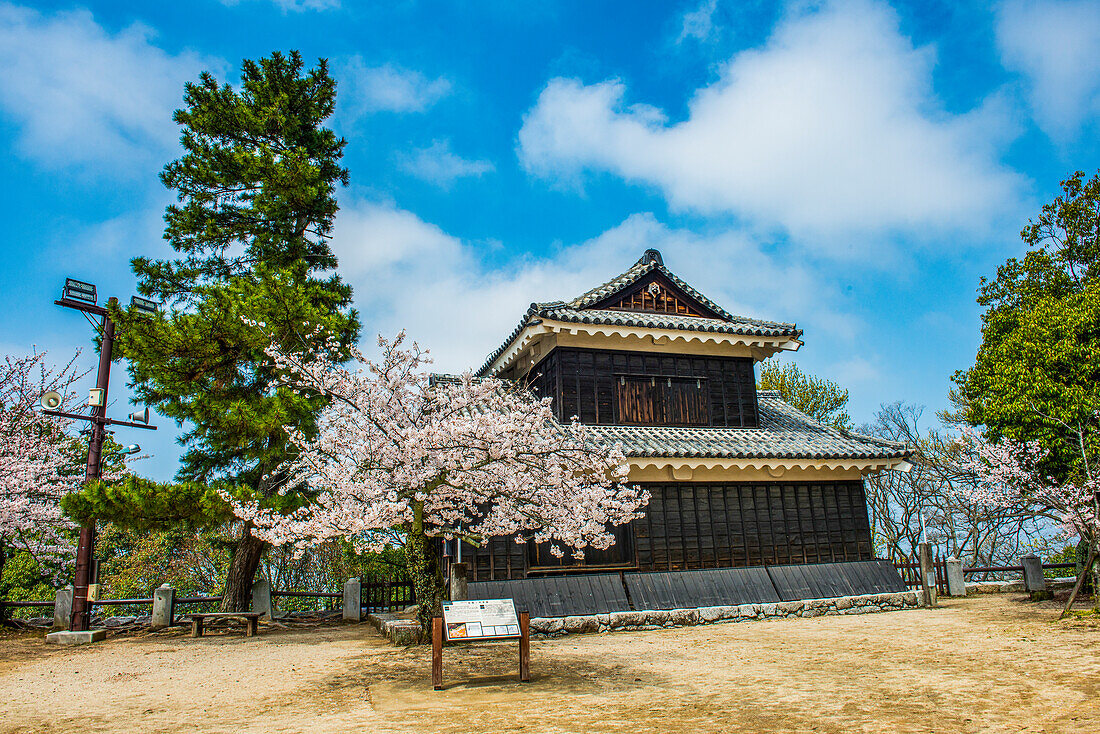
[0,595,1097,734]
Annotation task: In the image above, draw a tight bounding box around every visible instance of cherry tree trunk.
[405,502,446,633]
[220,523,266,612]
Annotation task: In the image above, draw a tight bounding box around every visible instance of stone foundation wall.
[529,591,920,637]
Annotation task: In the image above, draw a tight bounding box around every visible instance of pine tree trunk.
[220,523,266,612]
[405,501,445,634]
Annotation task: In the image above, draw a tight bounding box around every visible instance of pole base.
[45,629,107,645]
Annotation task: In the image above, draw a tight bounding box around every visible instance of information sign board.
[442,599,520,640]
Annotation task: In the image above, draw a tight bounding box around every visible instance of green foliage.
[67,51,359,538]
[954,170,1100,478]
[62,476,234,530]
[95,525,232,601]
[758,361,852,430]
[0,551,57,620]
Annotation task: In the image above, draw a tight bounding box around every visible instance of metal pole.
[69,299,115,632]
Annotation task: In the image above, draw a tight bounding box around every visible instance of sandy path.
[0,595,1097,734]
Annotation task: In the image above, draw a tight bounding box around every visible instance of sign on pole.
[433,598,530,690]
[442,599,520,640]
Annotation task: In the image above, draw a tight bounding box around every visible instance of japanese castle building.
[462,249,910,609]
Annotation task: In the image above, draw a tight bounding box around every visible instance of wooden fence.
[891,558,1080,593]
[1,574,416,620]
[362,574,415,612]
[893,556,948,595]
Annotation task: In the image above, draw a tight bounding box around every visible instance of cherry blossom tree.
[229,331,649,629]
[956,425,1100,612]
[0,351,87,585]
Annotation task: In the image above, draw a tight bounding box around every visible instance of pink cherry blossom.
[229,330,649,559]
[0,351,87,576]
[955,425,1099,545]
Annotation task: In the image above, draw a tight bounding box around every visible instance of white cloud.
[397,140,495,188]
[0,3,220,173]
[518,0,1025,250]
[330,199,858,372]
[995,0,1100,141]
[220,0,340,10]
[337,58,451,120]
[678,0,719,44]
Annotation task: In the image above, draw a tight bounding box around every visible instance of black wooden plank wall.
[466,574,629,618]
[462,481,874,582]
[467,561,908,617]
[524,347,759,428]
[635,482,874,572]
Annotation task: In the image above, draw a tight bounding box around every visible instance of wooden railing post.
[918,543,937,608]
[432,617,444,690]
[519,611,530,683]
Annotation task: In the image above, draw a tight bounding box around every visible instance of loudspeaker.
[40,391,62,410]
[128,407,150,424]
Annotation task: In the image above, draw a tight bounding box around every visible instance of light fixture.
[129,295,159,317]
[119,444,141,456]
[63,278,97,305]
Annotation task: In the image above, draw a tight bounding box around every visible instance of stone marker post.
[945,557,966,597]
[251,578,274,621]
[151,584,175,629]
[1021,554,1051,600]
[918,542,937,607]
[343,578,362,621]
[449,562,468,601]
[52,586,73,630]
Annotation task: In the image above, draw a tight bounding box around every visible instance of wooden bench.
[189,612,263,638]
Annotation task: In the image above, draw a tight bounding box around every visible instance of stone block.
[342,578,361,622]
[835,597,854,610]
[646,610,671,626]
[737,604,757,618]
[151,584,175,629]
[448,563,469,601]
[609,611,646,628]
[945,557,966,597]
[563,615,600,634]
[699,606,724,623]
[251,578,274,621]
[597,614,611,626]
[801,608,825,618]
[777,600,804,615]
[52,586,73,630]
[1021,554,1046,593]
[669,609,700,626]
[760,603,779,617]
[46,629,106,645]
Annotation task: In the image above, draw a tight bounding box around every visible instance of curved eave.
[625,454,913,474]
[481,318,803,377]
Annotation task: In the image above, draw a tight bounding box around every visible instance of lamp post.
[45,279,157,632]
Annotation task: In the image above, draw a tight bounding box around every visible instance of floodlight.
[129,295,159,317]
[63,278,97,305]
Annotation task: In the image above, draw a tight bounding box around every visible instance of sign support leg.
[519,611,530,683]
[432,617,443,690]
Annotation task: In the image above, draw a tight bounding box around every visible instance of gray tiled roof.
[477,250,801,376]
[587,391,909,461]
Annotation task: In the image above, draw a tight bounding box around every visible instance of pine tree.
[73,51,359,611]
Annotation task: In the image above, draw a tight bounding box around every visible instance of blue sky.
[1,0,1098,481]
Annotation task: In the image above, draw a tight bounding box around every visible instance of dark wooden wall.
[461,481,874,581]
[524,347,759,428]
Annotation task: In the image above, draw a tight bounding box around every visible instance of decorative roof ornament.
[477,250,803,376]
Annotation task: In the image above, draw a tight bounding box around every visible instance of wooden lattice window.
[595,275,719,318]
[616,375,709,426]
